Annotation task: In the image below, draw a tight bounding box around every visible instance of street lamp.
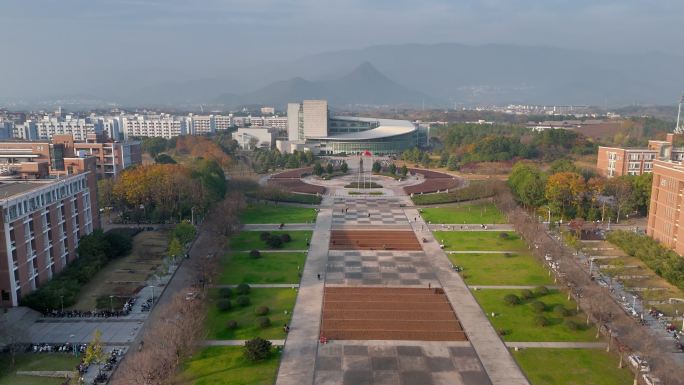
[60,295,64,313]
[109,295,114,313]
[148,285,156,304]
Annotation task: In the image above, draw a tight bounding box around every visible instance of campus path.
[429,224,515,231]
[505,342,607,349]
[403,196,531,385]
[275,195,332,385]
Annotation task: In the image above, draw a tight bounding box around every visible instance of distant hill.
[129,43,684,108]
[214,62,432,107]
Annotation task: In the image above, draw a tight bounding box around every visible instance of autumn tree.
[605,177,633,223]
[544,172,585,220]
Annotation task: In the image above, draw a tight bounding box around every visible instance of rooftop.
[0,181,48,198]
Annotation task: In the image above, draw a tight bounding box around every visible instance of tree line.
[251,149,315,173]
[508,159,652,222]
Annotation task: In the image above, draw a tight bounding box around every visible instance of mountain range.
[33,43,684,108]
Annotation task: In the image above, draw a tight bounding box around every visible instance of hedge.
[410,180,498,205]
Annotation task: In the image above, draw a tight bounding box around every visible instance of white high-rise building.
[287,100,328,141]
[214,114,233,130]
[122,114,187,139]
[35,116,102,141]
[187,114,215,135]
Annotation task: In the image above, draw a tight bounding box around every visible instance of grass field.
[239,203,317,224]
[448,253,553,286]
[217,252,306,284]
[512,348,633,385]
[434,231,528,252]
[0,353,80,385]
[420,203,506,224]
[175,346,280,385]
[472,289,597,342]
[206,288,296,340]
[229,231,312,251]
[70,229,169,310]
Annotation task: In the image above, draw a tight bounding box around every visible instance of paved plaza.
[325,250,438,287]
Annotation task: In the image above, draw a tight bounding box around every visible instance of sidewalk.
[275,196,333,385]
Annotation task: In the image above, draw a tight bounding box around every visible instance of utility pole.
[676,93,684,134]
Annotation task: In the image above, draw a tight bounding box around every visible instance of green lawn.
[176,346,280,385]
[229,231,312,251]
[0,354,80,385]
[448,253,553,286]
[206,288,296,340]
[239,203,317,224]
[472,289,597,342]
[434,231,528,252]
[218,252,306,284]
[512,348,633,385]
[420,203,506,224]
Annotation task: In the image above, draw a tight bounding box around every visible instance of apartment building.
[53,134,142,179]
[35,116,103,141]
[214,115,233,130]
[187,114,215,135]
[0,172,99,307]
[597,134,684,177]
[122,114,187,139]
[647,160,684,255]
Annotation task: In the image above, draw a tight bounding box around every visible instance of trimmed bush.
[259,232,271,241]
[499,232,509,239]
[219,287,233,298]
[504,294,521,306]
[266,235,283,248]
[280,234,292,243]
[236,283,251,295]
[564,319,580,331]
[530,300,546,313]
[226,319,238,329]
[236,295,251,307]
[553,304,570,317]
[534,286,550,296]
[244,337,272,362]
[534,315,549,327]
[249,250,262,259]
[217,299,232,312]
[256,316,271,328]
[520,289,534,300]
[255,306,270,316]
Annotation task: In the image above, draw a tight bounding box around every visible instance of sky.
[0,0,683,100]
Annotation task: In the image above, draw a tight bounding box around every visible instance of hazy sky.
[1,0,683,99]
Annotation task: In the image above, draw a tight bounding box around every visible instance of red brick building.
[647,160,684,255]
[0,171,99,307]
[596,134,684,178]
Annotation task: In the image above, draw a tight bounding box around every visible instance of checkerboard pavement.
[325,250,439,287]
[315,342,492,385]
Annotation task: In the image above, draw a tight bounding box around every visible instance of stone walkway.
[403,198,530,385]
[275,195,333,385]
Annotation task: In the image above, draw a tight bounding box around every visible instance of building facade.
[597,134,684,178]
[53,134,142,179]
[122,114,187,139]
[232,128,274,150]
[647,160,684,255]
[0,172,99,307]
[35,116,103,141]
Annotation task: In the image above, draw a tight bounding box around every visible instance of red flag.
[363,150,372,156]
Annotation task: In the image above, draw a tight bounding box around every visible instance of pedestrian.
[428,283,431,289]
[368,213,371,218]
[317,273,321,280]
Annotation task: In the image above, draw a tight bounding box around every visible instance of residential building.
[597,134,684,177]
[260,107,275,115]
[647,160,684,255]
[35,116,103,141]
[122,114,187,139]
[0,172,99,307]
[187,114,215,135]
[214,115,233,130]
[52,134,142,179]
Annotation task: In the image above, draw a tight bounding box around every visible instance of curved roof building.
[286,100,422,155]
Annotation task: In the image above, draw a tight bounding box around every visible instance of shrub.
[236,295,251,307]
[504,294,521,306]
[520,289,534,300]
[236,283,251,295]
[504,252,513,258]
[564,319,580,331]
[255,306,270,316]
[219,287,233,298]
[260,232,271,241]
[266,235,283,248]
[534,316,549,327]
[534,286,550,296]
[530,300,546,313]
[249,250,261,259]
[499,232,509,239]
[280,234,291,243]
[226,320,238,329]
[217,299,232,312]
[244,337,272,361]
[553,305,570,317]
[256,316,271,328]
